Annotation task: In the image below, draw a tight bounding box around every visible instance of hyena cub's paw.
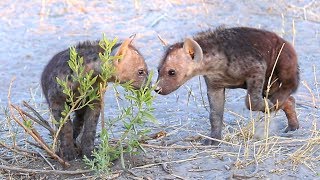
[81,146,95,159]
[58,147,78,161]
[202,132,221,146]
[203,139,219,146]
[284,123,299,133]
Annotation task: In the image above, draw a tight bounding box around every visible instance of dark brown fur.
[41,38,148,160]
[156,27,299,145]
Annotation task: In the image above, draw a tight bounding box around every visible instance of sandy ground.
[0,0,319,179]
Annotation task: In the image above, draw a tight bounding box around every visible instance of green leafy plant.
[83,128,119,174]
[97,35,119,130]
[83,72,156,174]
[55,46,100,150]
[115,72,156,169]
[56,34,156,174]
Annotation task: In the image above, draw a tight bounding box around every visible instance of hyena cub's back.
[41,37,148,160]
[41,41,110,102]
[197,27,299,93]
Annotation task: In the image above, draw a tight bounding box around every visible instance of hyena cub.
[41,36,148,160]
[156,27,299,145]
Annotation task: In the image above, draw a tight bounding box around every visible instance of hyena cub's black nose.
[154,86,162,94]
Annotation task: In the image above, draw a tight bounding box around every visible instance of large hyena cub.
[156,27,299,145]
[41,37,148,160]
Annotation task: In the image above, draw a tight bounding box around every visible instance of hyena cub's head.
[155,38,203,95]
[113,36,148,89]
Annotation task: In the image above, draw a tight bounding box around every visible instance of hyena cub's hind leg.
[269,42,299,133]
[281,96,299,132]
[245,71,275,112]
[269,89,299,133]
[50,100,78,160]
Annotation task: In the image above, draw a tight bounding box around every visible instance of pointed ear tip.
[183,37,194,49]
[120,38,133,47]
[128,34,136,43]
[129,34,136,39]
[183,38,196,47]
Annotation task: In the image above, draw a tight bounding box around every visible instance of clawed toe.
[284,124,299,133]
[203,138,219,146]
[58,149,78,161]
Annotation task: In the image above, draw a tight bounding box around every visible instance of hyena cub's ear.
[183,38,203,61]
[114,34,136,64]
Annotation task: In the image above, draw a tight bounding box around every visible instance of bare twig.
[6,77,16,144]
[26,140,44,150]
[188,167,220,172]
[7,78,70,168]
[133,156,208,169]
[302,81,317,108]
[198,76,209,112]
[30,146,55,170]
[266,43,285,99]
[12,105,51,148]
[9,104,70,168]
[141,143,218,150]
[22,101,55,136]
[150,14,167,27]
[197,133,241,147]
[157,34,169,47]
[0,165,92,175]
[0,141,37,158]
[313,65,320,100]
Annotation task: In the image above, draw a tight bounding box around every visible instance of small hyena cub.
[156,27,299,145]
[41,36,148,160]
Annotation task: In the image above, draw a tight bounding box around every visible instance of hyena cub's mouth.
[154,86,163,94]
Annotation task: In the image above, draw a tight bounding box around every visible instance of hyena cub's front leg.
[245,71,275,112]
[204,77,226,145]
[73,108,86,141]
[79,101,101,159]
[50,101,78,160]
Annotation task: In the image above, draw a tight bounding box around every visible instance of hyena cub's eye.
[138,69,145,76]
[168,69,176,76]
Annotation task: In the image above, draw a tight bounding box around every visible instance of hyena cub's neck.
[189,42,227,78]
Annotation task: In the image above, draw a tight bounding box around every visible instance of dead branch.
[9,104,70,168]
[26,140,44,150]
[133,156,207,170]
[0,141,37,158]
[0,164,92,175]
[7,78,70,168]
[12,105,49,147]
[30,145,55,170]
[22,101,55,136]
[140,143,218,150]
